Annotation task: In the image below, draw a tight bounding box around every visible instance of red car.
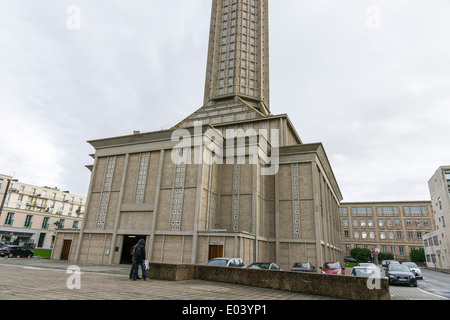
[320,261,345,275]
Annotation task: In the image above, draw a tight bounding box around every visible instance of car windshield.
[358,263,376,267]
[389,265,410,272]
[248,263,270,269]
[389,261,400,264]
[293,263,309,268]
[403,262,418,268]
[207,259,229,266]
[324,262,341,269]
[352,268,382,277]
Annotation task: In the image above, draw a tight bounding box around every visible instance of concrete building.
[423,166,450,270]
[340,201,435,262]
[52,0,344,270]
[0,173,85,249]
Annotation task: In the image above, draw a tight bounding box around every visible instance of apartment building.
[0,173,86,249]
[424,166,450,270]
[340,201,435,262]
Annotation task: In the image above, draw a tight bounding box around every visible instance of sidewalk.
[0,258,336,300]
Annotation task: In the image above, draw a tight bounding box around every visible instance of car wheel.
[8,253,13,258]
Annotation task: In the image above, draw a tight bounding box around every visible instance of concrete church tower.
[52,0,344,270]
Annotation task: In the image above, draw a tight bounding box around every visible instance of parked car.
[386,264,417,287]
[350,266,385,279]
[382,260,399,267]
[247,262,281,270]
[344,258,359,268]
[291,262,316,273]
[320,262,345,275]
[402,262,423,280]
[0,245,34,258]
[206,257,245,267]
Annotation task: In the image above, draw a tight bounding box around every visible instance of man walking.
[131,238,147,281]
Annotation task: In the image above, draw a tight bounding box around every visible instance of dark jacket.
[133,239,146,263]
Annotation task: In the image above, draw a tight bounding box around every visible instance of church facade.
[52,0,344,270]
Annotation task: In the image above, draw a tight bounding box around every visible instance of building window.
[344,230,349,238]
[397,231,402,239]
[73,221,79,229]
[24,215,33,228]
[399,246,405,256]
[42,217,49,229]
[5,212,14,225]
[378,219,384,227]
[352,207,372,215]
[340,207,347,215]
[380,232,386,239]
[408,231,414,240]
[369,231,375,239]
[368,219,374,227]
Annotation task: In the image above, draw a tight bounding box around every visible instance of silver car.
[206,257,245,268]
[402,262,423,280]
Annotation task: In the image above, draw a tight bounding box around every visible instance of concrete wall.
[146,263,390,300]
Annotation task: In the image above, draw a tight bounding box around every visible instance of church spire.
[203,0,270,115]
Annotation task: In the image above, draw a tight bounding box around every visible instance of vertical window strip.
[170,149,187,231]
[292,163,300,239]
[97,156,116,230]
[134,152,150,204]
[232,161,240,231]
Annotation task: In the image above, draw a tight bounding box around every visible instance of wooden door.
[208,245,224,261]
[60,240,72,261]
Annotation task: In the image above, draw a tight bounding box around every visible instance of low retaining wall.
[146,263,390,300]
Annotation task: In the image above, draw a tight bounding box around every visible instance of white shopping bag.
[144,259,149,270]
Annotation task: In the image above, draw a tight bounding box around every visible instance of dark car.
[291,262,316,273]
[247,262,281,270]
[0,245,34,258]
[386,264,417,287]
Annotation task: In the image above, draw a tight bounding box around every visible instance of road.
[418,269,450,299]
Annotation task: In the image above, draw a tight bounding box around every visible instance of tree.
[410,249,425,263]
[350,248,372,262]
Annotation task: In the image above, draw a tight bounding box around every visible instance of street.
[418,269,450,299]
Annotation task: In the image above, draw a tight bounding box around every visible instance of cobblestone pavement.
[0,258,335,300]
[1,258,446,301]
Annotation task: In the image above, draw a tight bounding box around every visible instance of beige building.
[52,0,344,270]
[424,166,450,270]
[340,201,435,262]
[0,173,85,249]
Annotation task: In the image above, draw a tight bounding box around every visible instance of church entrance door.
[208,244,224,261]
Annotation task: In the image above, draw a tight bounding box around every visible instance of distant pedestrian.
[131,239,147,281]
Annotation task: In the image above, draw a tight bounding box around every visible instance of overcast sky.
[1,0,449,202]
